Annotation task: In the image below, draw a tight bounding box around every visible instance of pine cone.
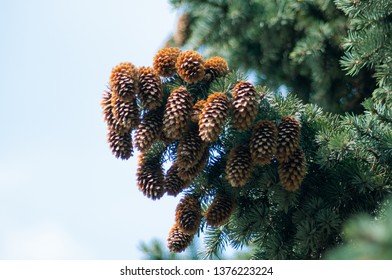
[165,163,191,197]
[167,224,194,253]
[177,146,209,181]
[134,110,163,152]
[138,66,163,110]
[278,147,306,192]
[225,145,253,187]
[276,116,301,162]
[177,126,208,170]
[204,56,229,81]
[175,196,202,235]
[250,120,278,166]
[232,81,258,131]
[109,62,138,101]
[153,47,181,77]
[176,50,205,84]
[174,13,191,46]
[107,130,133,160]
[191,100,206,123]
[162,86,192,140]
[101,90,130,134]
[101,89,113,123]
[199,92,230,142]
[111,95,140,130]
[106,116,131,135]
[136,154,165,200]
[205,194,236,227]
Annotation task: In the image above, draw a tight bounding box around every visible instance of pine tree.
[168,0,380,113]
[100,1,392,259]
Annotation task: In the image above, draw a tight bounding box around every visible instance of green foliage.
[139,239,178,260]
[139,238,200,260]
[139,237,252,260]
[325,197,392,260]
[335,0,392,92]
[169,0,378,113]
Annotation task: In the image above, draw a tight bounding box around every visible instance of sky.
[0,0,185,259]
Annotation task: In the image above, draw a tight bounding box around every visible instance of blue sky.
[0,0,183,259]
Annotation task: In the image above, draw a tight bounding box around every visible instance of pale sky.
[0,0,184,259]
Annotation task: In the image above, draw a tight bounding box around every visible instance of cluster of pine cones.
[101,47,307,253]
[168,193,236,253]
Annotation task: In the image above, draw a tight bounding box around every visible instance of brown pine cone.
[134,110,163,152]
[199,92,230,142]
[204,56,229,81]
[107,130,133,160]
[175,196,202,235]
[167,224,194,253]
[250,120,278,166]
[232,81,258,131]
[100,89,113,123]
[162,86,192,140]
[205,194,236,227]
[278,147,306,192]
[101,89,130,135]
[153,47,181,77]
[164,163,191,197]
[176,50,205,84]
[109,62,138,101]
[138,66,163,110]
[111,94,140,130]
[191,100,206,123]
[276,116,301,162]
[177,146,209,181]
[173,13,191,46]
[136,153,165,200]
[225,145,253,187]
[177,126,208,170]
